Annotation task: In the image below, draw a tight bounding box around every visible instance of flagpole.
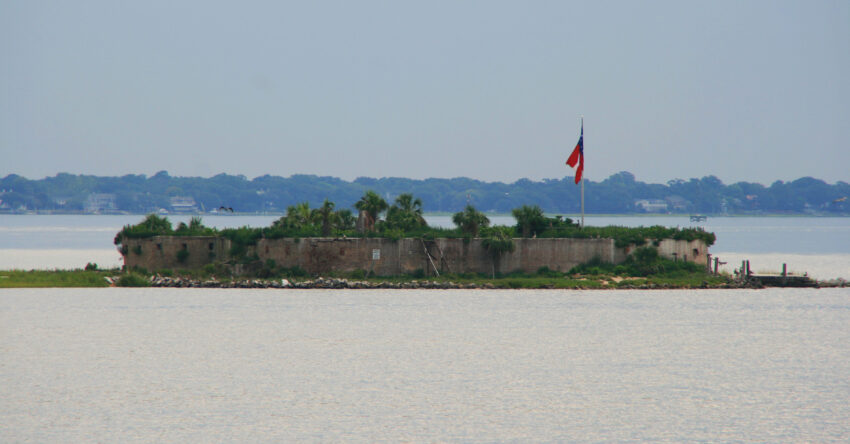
[580,116,584,229]
[581,174,585,229]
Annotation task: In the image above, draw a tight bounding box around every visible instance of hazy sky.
[2,1,848,185]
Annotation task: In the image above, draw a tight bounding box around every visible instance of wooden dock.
[735,260,816,287]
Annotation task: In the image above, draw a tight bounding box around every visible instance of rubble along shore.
[127,275,822,290]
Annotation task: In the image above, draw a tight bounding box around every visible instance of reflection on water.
[2,288,849,442]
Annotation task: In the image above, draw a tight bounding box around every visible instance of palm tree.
[512,204,546,238]
[141,213,173,233]
[312,199,337,236]
[284,202,313,229]
[386,193,427,231]
[482,226,515,278]
[354,190,388,232]
[335,209,356,231]
[452,204,490,237]
[188,216,204,231]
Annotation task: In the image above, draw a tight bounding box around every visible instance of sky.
[2,0,848,186]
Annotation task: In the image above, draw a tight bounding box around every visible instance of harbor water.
[2,287,849,442]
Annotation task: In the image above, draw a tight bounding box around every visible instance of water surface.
[2,288,848,442]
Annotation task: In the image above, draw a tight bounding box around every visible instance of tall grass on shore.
[0,262,729,290]
[0,270,112,288]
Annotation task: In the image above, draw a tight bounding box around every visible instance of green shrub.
[176,249,189,263]
[132,245,142,255]
[84,262,98,271]
[114,214,173,246]
[221,226,263,258]
[383,227,404,241]
[536,266,562,278]
[349,269,366,279]
[116,273,150,287]
[506,279,524,289]
[280,266,307,278]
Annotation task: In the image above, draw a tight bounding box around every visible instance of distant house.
[664,195,691,212]
[634,199,668,213]
[170,196,199,213]
[84,193,117,213]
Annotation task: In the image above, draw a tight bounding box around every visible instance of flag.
[566,121,583,184]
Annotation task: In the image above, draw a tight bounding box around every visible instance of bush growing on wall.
[114,214,173,247]
[569,246,704,277]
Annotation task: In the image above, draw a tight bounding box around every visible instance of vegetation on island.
[2,170,848,215]
[114,192,716,254]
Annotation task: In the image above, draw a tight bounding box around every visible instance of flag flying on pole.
[566,121,584,184]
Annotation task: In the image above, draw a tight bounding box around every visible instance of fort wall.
[122,236,709,276]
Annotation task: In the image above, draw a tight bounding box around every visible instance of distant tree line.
[1,170,848,215]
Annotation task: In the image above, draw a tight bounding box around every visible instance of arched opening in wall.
[693,248,699,257]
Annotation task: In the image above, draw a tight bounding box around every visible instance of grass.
[0,270,113,288]
[0,267,731,289]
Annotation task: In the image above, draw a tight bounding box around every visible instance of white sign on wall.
[372,249,380,260]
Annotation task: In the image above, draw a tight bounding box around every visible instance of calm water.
[2,288,849,442]
[2,214,848,278]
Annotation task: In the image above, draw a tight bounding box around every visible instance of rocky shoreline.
[106,275,848,290]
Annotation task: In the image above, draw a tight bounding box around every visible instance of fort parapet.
[121,236,709,276]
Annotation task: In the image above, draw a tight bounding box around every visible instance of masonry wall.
[121,236,229,271]
[123,236,709,276]
[656,238,709,266]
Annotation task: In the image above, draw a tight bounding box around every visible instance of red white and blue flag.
[566,121,584,184]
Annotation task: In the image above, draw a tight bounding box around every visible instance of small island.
[103,191,728,289]
[6,191,845,288]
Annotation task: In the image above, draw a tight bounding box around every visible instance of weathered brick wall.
[123,236,709,276]
[122,236,229,271]
[656,238,709,267]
